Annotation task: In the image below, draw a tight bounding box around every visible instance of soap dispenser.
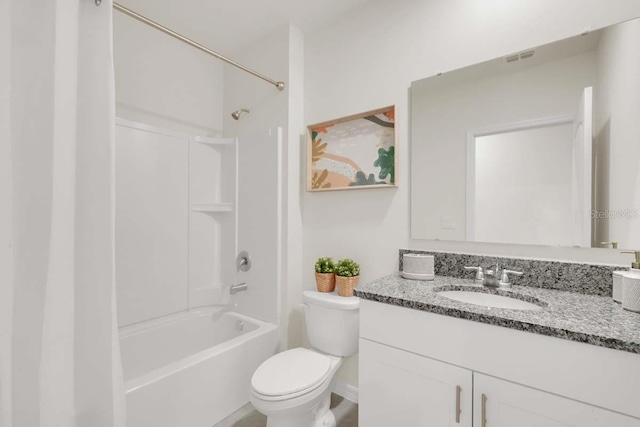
[622,250,640,272]
[620,251,640,312]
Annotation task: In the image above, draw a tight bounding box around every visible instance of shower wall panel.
[115,121,189,326]
[115,119,239,327]
[234,128,282,324]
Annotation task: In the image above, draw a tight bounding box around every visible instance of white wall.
[114,13,224,136]
[0,0,12,424]
[222,25,289,138]
[304,0,640,391]
[475,124,574,246]
[412,51,595,241]
[594,18,640,249]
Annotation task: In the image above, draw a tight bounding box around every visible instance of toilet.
[250,290,359,427]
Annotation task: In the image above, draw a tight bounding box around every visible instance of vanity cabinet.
[359,299,640,426]
[360,339,639,427]
[360,339,472,426]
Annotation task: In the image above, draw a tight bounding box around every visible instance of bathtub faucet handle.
[237,251,252,272]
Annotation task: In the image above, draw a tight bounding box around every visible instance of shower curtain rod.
[112,2,286,91]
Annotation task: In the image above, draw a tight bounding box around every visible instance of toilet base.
[314,409,336,427]
[255,389,336,427]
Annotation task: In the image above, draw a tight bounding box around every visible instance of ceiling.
[115,0,372,55]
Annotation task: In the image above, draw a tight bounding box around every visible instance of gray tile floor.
[216,393,358,427]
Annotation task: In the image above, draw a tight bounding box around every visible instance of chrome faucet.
[483,264,501,288]
[498,268,524,288]
[230,282,248,295]
[465,264,523,289]
[464,266,484,284]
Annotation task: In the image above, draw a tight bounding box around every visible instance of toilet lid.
[251,348,332,397]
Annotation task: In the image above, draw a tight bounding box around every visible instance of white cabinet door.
[359,339,472,427]
[474,373,640,427]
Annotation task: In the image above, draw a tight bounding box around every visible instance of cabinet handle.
[481,394,487,427]
[455,385,461,423]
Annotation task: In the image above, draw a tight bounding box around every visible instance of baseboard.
[333,381,359,404]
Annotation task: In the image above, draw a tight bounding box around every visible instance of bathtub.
[119,307,279,427]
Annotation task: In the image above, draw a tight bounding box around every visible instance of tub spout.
[230,282,248,295]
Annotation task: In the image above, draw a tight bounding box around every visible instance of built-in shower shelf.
[191,203,234,213]
[190,135,236,146]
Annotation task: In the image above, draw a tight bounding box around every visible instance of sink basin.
[437,290,543,310]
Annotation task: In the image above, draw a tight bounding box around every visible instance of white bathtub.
[120,307,278,427]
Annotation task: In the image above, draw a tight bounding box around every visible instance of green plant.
[315,257,335,274]
[335,258,360,277]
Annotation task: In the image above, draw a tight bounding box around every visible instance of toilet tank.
[302,290,359,357]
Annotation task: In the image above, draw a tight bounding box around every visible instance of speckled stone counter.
[354,274,640,354]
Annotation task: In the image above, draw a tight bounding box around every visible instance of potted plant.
[315,257,336,292]
[335,258,360,297]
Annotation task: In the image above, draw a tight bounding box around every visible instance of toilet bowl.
[250,348,342,427]
[249,291,359,427]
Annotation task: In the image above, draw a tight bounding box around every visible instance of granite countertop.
[354,274,640,354]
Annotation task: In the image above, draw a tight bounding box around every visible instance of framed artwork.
[307,105,397,192]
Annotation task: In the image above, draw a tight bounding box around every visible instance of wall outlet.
[441,216,456,229]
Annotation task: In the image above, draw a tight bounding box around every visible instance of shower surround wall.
[114,120,282,426]
[234,128,283,324]
[115,10,285,329]
[115,119,237,326]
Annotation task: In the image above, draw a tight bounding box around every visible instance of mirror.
[411,17,640,249]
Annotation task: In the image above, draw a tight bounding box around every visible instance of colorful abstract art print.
[307,106,397,192]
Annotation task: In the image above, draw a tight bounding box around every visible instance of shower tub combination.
[119,307,278,427]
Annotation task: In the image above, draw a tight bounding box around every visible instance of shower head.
[231,109,250,120]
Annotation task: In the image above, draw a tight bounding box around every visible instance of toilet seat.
[251,348,333,401]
